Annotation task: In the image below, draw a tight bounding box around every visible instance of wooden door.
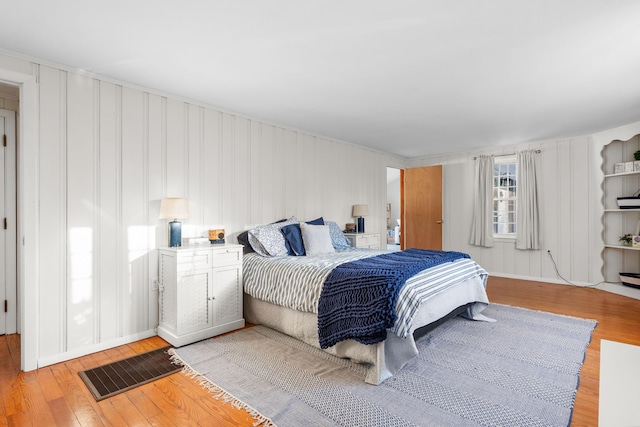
[403,165,442,250]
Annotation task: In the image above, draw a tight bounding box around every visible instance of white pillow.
[300,223,335,255]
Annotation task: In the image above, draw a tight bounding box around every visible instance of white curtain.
[469,155,494,247]
[516,150,541,250]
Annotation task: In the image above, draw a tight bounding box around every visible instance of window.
[493,155,517,237]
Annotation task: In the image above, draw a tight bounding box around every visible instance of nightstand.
[344,232,381,249]
[157,244,245,347]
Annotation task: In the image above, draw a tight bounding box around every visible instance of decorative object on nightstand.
[159,198,190,247]
[352,204,368,233]
[209,229,225,244]
[157,244,245,346]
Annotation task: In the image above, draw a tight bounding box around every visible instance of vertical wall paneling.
[233,117,250,231]
[555,141,573,281]
[273,126,286,220]
[66,72,97,350]
[202,109,221,230]
[147,93,164,328]
[221,113,235,231]
[165,99,186,198]
[37,65,66,357]
[97,81,119,342]
[540,144,559,278]
[283,129,298,217]
[569,138,590,282]
[121,87,146,335]
[187,105,203,238]
[249,120,262,226]
[257,123,275,224]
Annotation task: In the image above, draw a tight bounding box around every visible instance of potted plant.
[619,233,633,246]
[634,150,640,161]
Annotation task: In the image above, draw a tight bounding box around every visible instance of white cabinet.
[602,136,640,283]
[344,233,381,249]
[158,244,244,347]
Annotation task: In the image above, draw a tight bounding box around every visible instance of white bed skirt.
[244,274,490,385]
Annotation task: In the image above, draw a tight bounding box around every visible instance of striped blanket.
[317,249,469,348]
[242,248,488,343]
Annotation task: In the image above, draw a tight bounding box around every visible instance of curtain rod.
[473,149,541,160]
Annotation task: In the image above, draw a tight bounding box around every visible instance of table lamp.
[352,204,368,233]
[159,198,190,247]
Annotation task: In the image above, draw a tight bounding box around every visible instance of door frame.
[0,68,39,371]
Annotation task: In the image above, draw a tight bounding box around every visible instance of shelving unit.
[602,136,640,284]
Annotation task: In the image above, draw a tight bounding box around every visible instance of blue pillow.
[282,217,325,256]
[307,217,324,226]
[282,224,305,256]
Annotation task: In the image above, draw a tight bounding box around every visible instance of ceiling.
[1,1,640,158]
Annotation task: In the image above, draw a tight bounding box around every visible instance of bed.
[240,218,492,385]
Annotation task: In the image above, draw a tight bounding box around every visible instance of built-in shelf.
[604,244,640,251]
[604,171,640,178]
[602,135,640,283]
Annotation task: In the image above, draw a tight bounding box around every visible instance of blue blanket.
[317,249,470,349]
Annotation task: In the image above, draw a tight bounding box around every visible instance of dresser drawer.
[345,233,381,249]
[175,249,213,271]
[211,246,242,267]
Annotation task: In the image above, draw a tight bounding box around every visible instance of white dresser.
[158,244,244,347]
[344,232,381,249]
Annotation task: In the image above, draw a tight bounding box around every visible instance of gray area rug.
[170,304,596,427]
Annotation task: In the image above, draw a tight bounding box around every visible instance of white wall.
[408,138,594,283]
[408,131,640,300]
[0,50,405,369]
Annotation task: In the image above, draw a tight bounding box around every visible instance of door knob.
[436,220,443,224]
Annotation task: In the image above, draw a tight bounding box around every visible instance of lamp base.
[169,221,182,247]
[357,217,365,233]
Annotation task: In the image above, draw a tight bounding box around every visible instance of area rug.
[170,304,597,427]
[79,346,179,401]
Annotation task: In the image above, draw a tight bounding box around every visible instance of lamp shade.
[159,198,190,220]
[352,204,369,217]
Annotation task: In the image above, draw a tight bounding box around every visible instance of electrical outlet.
[151,278,159,290]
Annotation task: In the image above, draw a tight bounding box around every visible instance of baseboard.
[36,329,157,369]
[488,272,640,301]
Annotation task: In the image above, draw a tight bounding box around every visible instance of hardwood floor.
[2,277,639,426]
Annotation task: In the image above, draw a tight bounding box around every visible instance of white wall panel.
[185,105,204,240]
[97,81,119,342]
[232,117,250,229]
[202,109,222,230]
[121,87,147,335]
[569,138,590,282]
[165,99,187,197]
[37,65,66,357]
[65,73,97,350]
[147,93,164,327]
